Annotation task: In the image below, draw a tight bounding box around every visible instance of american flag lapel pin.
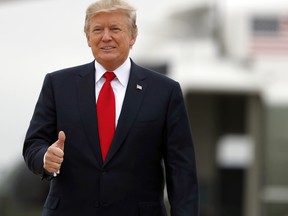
[136,84,143,90]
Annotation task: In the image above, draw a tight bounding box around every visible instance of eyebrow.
[92,22,123,27]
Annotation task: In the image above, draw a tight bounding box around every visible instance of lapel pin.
[136,84,143,90]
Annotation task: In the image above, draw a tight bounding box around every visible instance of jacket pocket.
[138,202,167,216]
[44,195,60,210]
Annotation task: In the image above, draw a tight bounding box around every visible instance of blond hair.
[84,0,138,37]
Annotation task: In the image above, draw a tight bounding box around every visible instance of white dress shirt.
[95,58,131,126]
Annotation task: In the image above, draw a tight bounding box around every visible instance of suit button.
[101,169,107,175]
[95,201,100,208]
[101,201,108,206]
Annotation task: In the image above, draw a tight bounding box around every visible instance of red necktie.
[97,72,116,161]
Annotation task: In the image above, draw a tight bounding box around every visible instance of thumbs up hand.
[44,131,65,175]
[56,131,65,151]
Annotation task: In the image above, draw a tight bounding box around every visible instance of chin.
[99,53,118,60]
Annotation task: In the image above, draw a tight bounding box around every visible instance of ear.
[129,36,137,46]
[86,32,92,47]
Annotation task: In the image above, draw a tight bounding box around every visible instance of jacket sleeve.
[22,73,57,180]
[163,82,199,216]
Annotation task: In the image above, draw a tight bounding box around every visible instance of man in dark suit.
[23,0,199,215]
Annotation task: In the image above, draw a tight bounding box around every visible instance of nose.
[102,29,112,41]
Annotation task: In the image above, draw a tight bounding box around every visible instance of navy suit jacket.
[23,60,198,216]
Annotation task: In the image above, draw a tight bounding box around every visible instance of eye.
[92,28,103,33]
[111,27,121,33]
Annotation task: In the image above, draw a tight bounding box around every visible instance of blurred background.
[1,0,288,215]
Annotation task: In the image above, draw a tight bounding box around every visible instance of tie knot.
[104,72,116,82]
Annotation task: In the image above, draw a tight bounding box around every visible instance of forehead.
[89,12,129,26]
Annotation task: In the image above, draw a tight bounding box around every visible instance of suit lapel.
[76,61,103,167]
[103,62,147,166]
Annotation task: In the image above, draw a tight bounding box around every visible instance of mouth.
[101,46,116,51]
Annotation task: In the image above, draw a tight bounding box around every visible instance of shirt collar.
[95,58,131,87]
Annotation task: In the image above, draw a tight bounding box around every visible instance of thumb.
[56,131,66,150]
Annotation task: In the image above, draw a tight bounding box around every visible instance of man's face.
[86,12,136,71]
